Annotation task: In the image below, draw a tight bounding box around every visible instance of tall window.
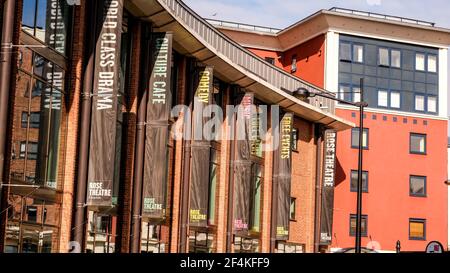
[379,48,389,66]
[208,145,219,225]
[21,0,72,55]
[391,50,401,68]
[350,214,368,237]
[350,170,368,192]
[340,42,351,61]
[409,219,426,240]
[427,96,437,113]
[250,164,262,232]
[289,198,296,220]
[351,128,369,149]
[415,53,425,71]
[353,44,364,63]
[141,222,165,253]
[291,54,297,73]
[410,133,426,154]
[377,90,388,107]
[410,176,426,197]
[415,95,425,111]
[428,55,437,72]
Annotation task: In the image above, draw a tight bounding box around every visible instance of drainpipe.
[72,0,98,251]
[130,22,149,254]
[0,0,16,225]
[313,124,323,253]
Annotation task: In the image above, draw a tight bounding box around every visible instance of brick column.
[58,1,86,253]
[261,109,273,253]
[117,20,141,253]
[169,56,187,252]
[216,85,231,253]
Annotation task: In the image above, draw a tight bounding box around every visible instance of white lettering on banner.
[152,38,169,104]
[48,0,66,53]
[96,0,120,110]
[88,182,112,198]
[323,131,337,187]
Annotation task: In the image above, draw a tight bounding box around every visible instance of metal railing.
[329,7,435,27]
[205,18,281,34]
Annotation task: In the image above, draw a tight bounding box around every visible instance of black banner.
[232,93,254,234]
[189,66,213,228]
[142,32,173,220]
[273,113,293,240]
[45,0,68,54]
[319,129,337,245]
[87,0,123,207]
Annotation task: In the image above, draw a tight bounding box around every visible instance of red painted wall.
[281,35,325,88]
[247,34,326,88]
[333,109,448,251]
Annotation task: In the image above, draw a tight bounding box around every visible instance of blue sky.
[184,0,450,29]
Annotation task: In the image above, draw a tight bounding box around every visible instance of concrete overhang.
[126,0,355,131]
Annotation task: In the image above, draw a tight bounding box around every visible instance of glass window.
[265,57,275,65]
[338,85,350,101]
[189,230,216,253]
[427,96,437,113]
[410,133,426,154]
[250,164,262,232]
[350,170,368,192]
[350,214,368,237]
[416,53,425,71]
[410,176,426,197]
[208,148,218,225]
[353,44,364,63]
[351,128,368,149]
[340,43,351,61]
[21,0,72,55]
[378,90,388,107]
[409,219,426,240]
[379,48,389,66]
[291,55,297,73]
[289,198,296,220]
[291,128,298,151]
[390,92,401,108]
[415,95,425,111]
[391,50,401,68]
[233,236,260,253]
[428,55,437,72]
[140,222,165,253]
[26,206,37,222]
[353,87,361,103]
[85,211,117,253]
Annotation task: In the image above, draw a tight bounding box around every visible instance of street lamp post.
[293,78,367,253]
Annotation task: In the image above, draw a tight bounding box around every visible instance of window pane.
[410,176,426,196]
[415,95,425,111]
[427,96,437,113]
[340,43,351,61]
[378,90,388,107]
[353,45,363,62]
[379,48,389,66]
[428,55,437,72]
[289,198,296,220]
[22,0,37,35]
[409,220,425,239]
[350,171,368,192]
[390,92,401,108]
[350,215,367,236]
[351,128,368,148]
[339,85,350,101]
[416,53,425,71]
[353,87,361,103]
[391,50,401,68]
[410,134,426,154]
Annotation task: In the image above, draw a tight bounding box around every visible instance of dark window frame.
[340,41,364,63]
[264,57,275,65]
[409,218,426,241]
[409,175,427,197]
[350,170,369,193]
[349,214,368,237]
[289,197,296,221]
[291,128,299,152]
[351,128,369,150]
[410,133,427,155]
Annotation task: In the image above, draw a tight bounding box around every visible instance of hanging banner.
[141,32,173,220]
[273,113,293,240]
[320,129,337,245]
[233,92,254,234]
[189,66,213,228]
[87,0,124,207]
[45,0,68,54]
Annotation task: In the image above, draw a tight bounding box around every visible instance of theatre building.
[0,0,353,253]
[218,8,450,251]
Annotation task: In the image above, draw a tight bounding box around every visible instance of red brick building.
[0,0,353,253]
